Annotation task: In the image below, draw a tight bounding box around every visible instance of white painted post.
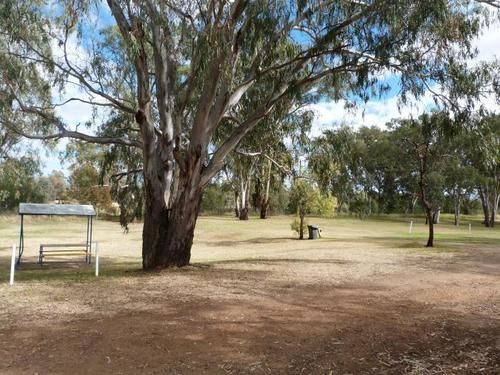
[9,244,16,286]
[409,220,413,234]
[95,242,99,277]
[469,223,471,233]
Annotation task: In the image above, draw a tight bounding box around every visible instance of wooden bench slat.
[40,243,87,248]
[39,243,91,265]
[42,253,87,258]
[41,250,88,254]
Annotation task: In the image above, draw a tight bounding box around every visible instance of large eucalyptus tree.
[1,0,498,268]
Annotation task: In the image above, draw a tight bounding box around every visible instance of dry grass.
[0,214,498,283]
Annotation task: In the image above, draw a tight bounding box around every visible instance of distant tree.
[200,182,233,215]
[47,171,67,203]
[69,164,112,213]
[392,113,453,247]
[217,85,312,221]
[289,179,337,238]
[442,141,477,226]
[462,115,499,227]
[310,127,366,214]
[65,140,142,224]
[0,156,45,210]
[357,126,402,214]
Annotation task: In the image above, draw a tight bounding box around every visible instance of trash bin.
[307,225,320,240]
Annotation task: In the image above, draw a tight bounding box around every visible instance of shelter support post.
[86,216,90,263]
[88,216,93,264]
[17,215,24,265]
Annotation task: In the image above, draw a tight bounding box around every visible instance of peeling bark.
[142,155,203,269]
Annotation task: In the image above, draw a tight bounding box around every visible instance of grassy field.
[1,213,498,278]
[0,214,499,374]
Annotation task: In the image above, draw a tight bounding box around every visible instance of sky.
[307,21,500,136]
[40,14,500,175]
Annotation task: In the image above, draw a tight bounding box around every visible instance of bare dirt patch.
[0,216,499,374]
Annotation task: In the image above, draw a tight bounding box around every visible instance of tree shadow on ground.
[201,236,296,247]
[0,255,143,283]
[202,258,356,266]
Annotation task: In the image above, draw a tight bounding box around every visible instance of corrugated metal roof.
[19,203,96,216]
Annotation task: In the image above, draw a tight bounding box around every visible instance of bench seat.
[39,243,91,265]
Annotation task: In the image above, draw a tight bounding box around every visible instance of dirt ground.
[0,216,499,374]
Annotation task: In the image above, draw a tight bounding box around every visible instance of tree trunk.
[491,185,499,228]
[417,153,434,248]
[142,182,202,269]
[239,207,249,220]
[454,200,460,226]
[234,190,240,218]
[410,194,418,215]
[432,208,440,224]
[479,186,491,227]
[299,212,305,240]
[259,200,269,219]
[426,208,434,247]
[239,179,250,220]
[141,136,204,269]
[259,159,272,219]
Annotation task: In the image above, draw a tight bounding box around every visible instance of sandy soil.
[0,216,499,374]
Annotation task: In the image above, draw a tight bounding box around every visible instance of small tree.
[289,180,317,239]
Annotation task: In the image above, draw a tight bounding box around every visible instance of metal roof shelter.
[18,203,96,264]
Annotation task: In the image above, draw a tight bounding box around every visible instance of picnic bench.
[38,243,92,265]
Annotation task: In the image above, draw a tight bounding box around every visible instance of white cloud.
[308,91,437,135]
[50,35,109,126]
[473,21,500,63]
[309,20,500,135]
[54,82,102,126]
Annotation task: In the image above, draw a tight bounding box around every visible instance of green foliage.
[201,183,233,215]
[310,192,338,217]
[308,111,500,221]
[288,180,316,217]
[69,163,112,212]
[289,179,337,217]
[310,126,399,215]
[47,170,67,202]
[269,185,290,215]
[0,156,46,210]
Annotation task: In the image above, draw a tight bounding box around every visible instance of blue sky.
[39,12,500,175]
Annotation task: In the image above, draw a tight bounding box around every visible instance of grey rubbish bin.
[307,225,320,240]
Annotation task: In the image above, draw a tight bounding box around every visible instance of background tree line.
[2,112,498,237]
